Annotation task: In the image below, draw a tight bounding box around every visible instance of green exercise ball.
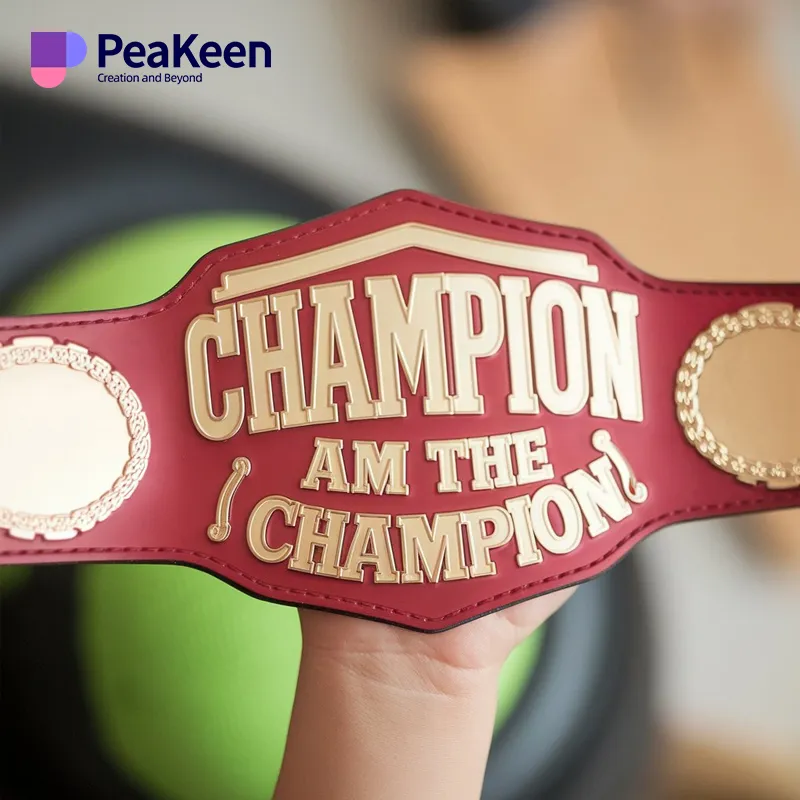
[0,565,32,595]
[8,214,544,800]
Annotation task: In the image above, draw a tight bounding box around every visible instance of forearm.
[273,646,501,800]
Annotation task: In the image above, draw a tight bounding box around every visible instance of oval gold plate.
[676,303,800,490]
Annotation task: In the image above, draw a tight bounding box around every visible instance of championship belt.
[1,191,797,632]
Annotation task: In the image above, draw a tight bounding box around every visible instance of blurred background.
[1,1,799,798]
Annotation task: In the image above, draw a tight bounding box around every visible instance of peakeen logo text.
[97,34,271,85]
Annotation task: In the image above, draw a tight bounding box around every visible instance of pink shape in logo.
[30,31,87,88]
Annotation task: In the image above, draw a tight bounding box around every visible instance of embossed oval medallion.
[0,337,150,540]
[676,304,800,489]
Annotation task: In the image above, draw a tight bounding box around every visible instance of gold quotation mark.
[207,457,251,542]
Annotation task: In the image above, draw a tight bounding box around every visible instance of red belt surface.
[1,190,797,631]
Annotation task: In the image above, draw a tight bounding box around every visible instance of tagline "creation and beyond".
[97,73,203,84]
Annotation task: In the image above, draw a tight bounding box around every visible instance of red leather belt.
[1,191,797,631]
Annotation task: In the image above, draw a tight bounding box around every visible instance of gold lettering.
[398,512,469,583]
[300,437,349,493]
[185,304,245,441]
[308,281,377,425]
[564,454,632,537]
[246,495,299,563]
[582,288,643,422]
[462,506,514,578]
[365,274,452,417]
[512,428,554,485]
[499,276,539,414]
[446,275,504,414]
[237,290,308,433]
[531,280,590,416]
[352,440,409,495]
[505,495,543,567]
[288,504,349,577]
[530,484,584,554]
[425,439,468,493]
[467,434,516,491]
[340,513,399,583]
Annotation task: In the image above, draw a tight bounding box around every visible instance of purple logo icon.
[31,31,87,88]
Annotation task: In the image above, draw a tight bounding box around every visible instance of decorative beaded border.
[676,303,800,490]
[0,337,151,539]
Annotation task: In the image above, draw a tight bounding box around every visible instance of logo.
[98,34,271,69]
[30,32,271,87]
[30,31,87,88]
[94,34,271,85]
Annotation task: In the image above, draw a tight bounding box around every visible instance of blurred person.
[651,0,763,18]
